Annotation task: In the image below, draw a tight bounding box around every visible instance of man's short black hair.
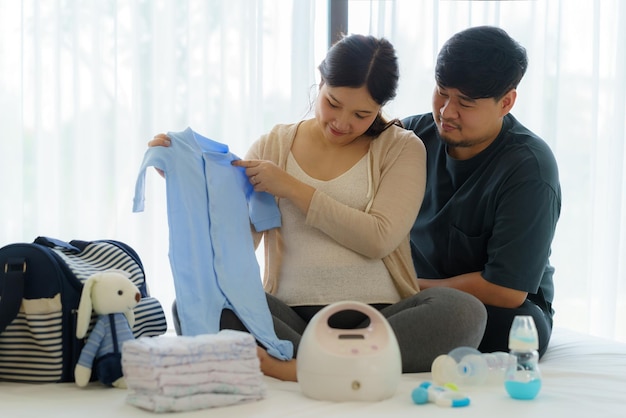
[435,26,528,100]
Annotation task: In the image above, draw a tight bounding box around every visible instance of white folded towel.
[125,370,265,393]
[159,381,265,398]
[122,357,260,379]
[122,330,267,413]
[122,330,257,367]
[126,391,264,413]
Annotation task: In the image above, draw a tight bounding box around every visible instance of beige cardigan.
[247,121,426,299]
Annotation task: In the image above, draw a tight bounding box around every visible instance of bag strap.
[108,313,119,353]
[0,258,27,333]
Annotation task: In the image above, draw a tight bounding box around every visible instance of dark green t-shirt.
[402,113,561,318]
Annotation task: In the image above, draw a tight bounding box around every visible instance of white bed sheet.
[2,327,626,418]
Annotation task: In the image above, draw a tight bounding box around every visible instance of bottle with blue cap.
[504,315,542,400]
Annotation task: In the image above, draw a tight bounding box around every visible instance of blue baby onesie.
[133,127,293,360]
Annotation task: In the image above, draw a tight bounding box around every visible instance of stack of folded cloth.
[122,330,266,413]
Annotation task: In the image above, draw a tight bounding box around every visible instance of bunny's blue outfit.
[77,313,133,385]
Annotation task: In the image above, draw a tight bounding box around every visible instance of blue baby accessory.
[133,128,293,360]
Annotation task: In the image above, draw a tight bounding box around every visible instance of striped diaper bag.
[0,236,167,383]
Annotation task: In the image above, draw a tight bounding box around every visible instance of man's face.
[431,85,515,160]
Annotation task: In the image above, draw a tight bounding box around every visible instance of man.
[403,26,561,357]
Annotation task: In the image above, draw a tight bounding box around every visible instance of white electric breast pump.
[296,301,402,402]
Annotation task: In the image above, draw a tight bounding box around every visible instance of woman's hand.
[231,159,288,196]
[148,133,171,148]
[147,133,170,177]
[232,159,315,213]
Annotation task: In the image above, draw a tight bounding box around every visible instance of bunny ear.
[75,276,97,339]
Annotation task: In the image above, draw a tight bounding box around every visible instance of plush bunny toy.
[74,270,140,388]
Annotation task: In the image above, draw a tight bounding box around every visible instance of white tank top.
[275,152,401,306]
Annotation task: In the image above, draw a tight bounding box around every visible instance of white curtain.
[349,0,626,341]
[0,0,327,328]
[2,0,625,342]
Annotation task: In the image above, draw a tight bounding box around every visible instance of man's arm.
[418,272,527,308]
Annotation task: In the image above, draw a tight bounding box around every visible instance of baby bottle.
[431,346,514,387]
[504,315,542,400]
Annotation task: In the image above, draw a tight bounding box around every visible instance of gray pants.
[216,287,487,373]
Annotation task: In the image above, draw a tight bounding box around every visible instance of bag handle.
[0,258,27,333]
[34,236,81,252]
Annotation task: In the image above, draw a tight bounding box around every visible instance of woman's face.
[314,83,381,145]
